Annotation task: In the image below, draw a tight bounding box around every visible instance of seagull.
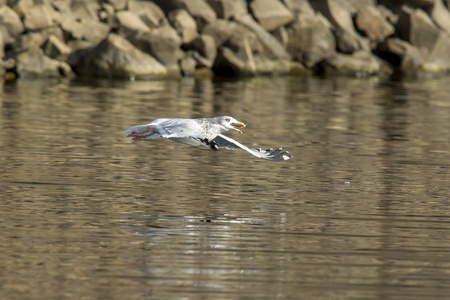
[125,116,292,161]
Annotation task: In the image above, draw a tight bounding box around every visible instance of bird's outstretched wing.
[212,134,292,161]
[126,118,206,146]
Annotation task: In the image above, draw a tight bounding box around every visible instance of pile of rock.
[1,0,450,80]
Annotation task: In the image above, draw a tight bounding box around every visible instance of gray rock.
[321,50,392,77]
[354,6,395,43]
[23,2,61,31]
[128,25,183,72]
[429,0,450,34]
[0,5,24,44]
[285,12,335,67]
[128,0,168,28]
[15,46,73,78]
[168,9,198,44]
[75,33,167,79]
[249,0,294,31]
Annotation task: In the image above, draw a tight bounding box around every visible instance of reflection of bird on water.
[126,116,292,161]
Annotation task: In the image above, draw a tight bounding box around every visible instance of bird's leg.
[201,138,219,150]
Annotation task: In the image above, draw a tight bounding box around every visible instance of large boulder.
[429,0,450,34]
[311,0,367,52]
[152,0,217,24]
[249,0,294,31]
[285,12,335,67]
[168,9,198,44]
[397,6,442,51]
[74,33,167,79]
[41,35,72,61]
[128,0,169,28]
[0,5,25,44]
[61,18,110,44]
[206,0,246,19]
[128,25,183,72]
[116,10,151,37]
[354,6,395,43]
[15,47,73,78]
[187,34,217,67]
[23,2,61,31]
[234,13,290,59]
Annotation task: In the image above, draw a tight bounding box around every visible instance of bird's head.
[219,116,247,134]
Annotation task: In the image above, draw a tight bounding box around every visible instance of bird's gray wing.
[213,134,292,161]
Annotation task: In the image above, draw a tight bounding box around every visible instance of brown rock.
[41,35,72,60]
[168,9,198,44]
[106,0,128,11]
[335,28,362,53]
[285,12,335,67]
[15,46,73,78]
[128,0,168,28]
[180,52,197,76]
[282,0,315,15]
[355,6,395,42]
[206,0,244,19]
[0,31,4,59]
[61,18,110,43]
[321,50,392,77]
[397,6,440,51]
[0,5,25,44]
[128,25,183,71]
[189,34,217,66]
[377,37,428,68]
[116,11,151,37]
[75,33,167,79]
[408,0,435,7]
[235,13,290,59]
[12,26,64,53]
[249,0,294,31]
[67,0,100,21]
[23,2,61,31]
[430,0,450,34]
[152,0,217,24]
[311,0,359,38]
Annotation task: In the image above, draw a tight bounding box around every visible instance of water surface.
[1,76,449,299]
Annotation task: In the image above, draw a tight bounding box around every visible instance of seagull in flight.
[125,116,292,161]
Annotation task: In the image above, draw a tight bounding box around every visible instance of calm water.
[1,76,449,299]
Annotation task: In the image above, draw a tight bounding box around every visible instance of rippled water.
[1,76,449,299]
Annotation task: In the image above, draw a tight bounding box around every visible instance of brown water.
[1,76,449,299]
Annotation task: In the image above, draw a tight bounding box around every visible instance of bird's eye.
[225,118,230,122]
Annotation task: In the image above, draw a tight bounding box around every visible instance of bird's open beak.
[231,121,247,134]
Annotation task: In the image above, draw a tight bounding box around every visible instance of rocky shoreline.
[1,0,450,80]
